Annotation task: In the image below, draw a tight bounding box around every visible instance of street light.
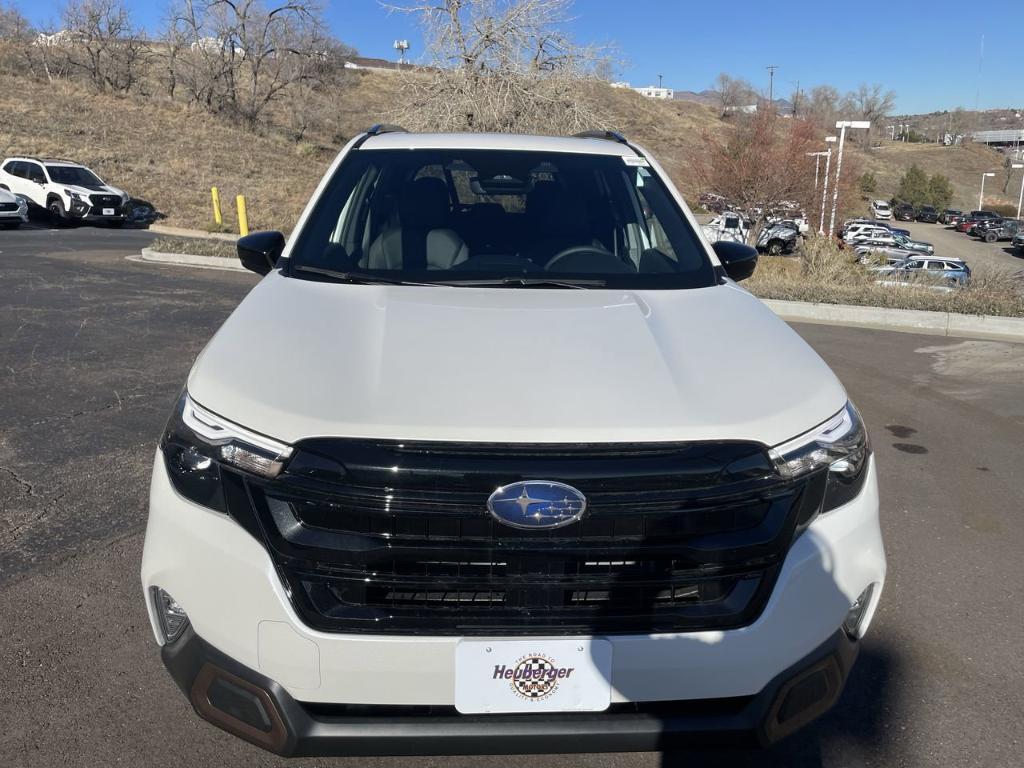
[978,172,996,210]
[818,136,837,235]
[1012,163,1024,220]
[828,122,870,236]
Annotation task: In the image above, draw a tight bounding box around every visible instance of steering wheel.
[545,244,620,271]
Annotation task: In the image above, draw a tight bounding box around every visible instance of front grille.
[225,440,826,636]
[0,202,17,212]
[88,194,122,213]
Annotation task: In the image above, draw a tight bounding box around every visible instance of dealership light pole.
[818,136,837,235]
[978,172,996,210]
[1013,163,1024,219]
[828,121,871,236]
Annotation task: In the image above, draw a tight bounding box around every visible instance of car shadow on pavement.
[659,641,901,767]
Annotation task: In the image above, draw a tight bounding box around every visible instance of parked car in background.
[889,257,972,285]
[955,210,1000,233]
[701,211,749,244]
[844,226,934,255]
[915,205,938,223]
[971,218,1022,243]
[756,219,801,254]
[1013,232,1024,256]
[938,209,963,225]
[0,156,130,226]
[894,203,915,221]
[0,186,29,228]
[870,200,892,219]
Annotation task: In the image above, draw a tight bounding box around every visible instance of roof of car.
[6,156,84,166]
[358,131,641,157]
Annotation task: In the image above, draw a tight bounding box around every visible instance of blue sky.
[13,0,1023,114]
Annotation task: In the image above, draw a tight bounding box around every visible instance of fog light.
[843,584,876,639]
[152,587,189,643]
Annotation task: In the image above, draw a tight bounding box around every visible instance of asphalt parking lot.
[899,219,1022,273]
[1,227,1023,768]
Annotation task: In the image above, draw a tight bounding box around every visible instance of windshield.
[46,165,104,187]
[287,148,717,289]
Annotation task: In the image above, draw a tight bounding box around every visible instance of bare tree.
[62,0,148,93]
[841,83,896,144]
[713,72,753,117]
[384,0,614,134]
[164,0,330,126]
[806,85,840,131]
[0,2,33,75]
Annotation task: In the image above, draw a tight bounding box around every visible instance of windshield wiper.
[440,277,607,289]
[292,265,433,286]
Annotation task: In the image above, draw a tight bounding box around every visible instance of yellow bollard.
[210,187,222,227]
[236,195,248,236]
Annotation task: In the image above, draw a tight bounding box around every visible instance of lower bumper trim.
[161,627,858,757]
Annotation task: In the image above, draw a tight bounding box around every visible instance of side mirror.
[237,231,285,276]
[712,240,758,282]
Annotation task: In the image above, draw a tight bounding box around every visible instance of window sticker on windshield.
[623,156,650,167]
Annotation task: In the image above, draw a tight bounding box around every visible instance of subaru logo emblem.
[486,481,587,530]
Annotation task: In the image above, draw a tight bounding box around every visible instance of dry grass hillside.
[0,69,725,233]
[856,140,1018,211]
[2,67,1011,232]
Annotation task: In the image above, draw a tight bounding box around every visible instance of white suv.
[141,127,885,757]
[869,200,892,220]
[0,156,129,225]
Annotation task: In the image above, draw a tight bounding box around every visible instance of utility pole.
[766,65,778,106]
[658,73,663,89]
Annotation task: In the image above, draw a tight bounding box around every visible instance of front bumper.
[0,208,28,223]
[142,452,885,753]
[162,623,858,757]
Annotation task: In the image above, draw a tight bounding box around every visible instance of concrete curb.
[131,247,247,272]
[149,224,238,242]
[763,298,1024,342]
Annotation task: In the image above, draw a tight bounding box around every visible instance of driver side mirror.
[712,241,758,282]
[237,231,285,276]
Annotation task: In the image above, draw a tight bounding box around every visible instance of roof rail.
[365,123,408,136]
[573,130,629,144]
[353,123,408,149]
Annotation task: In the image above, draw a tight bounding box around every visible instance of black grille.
[0,202,17,212]
[88,194,122,213]
[225,440,826,636]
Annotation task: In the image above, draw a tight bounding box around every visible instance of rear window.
[287,148,717,290]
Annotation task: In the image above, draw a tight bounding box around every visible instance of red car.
[957,210,999,233]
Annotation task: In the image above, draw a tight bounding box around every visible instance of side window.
[26,163,45,183]
[2,161,16,176]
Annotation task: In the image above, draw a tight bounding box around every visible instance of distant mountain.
[673,88,794,114]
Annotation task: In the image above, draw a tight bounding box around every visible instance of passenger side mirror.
[712,241,758,282]
[237,231,286,276]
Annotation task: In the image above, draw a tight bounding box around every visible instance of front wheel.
[48,199,69,227]
[767,240,784,256]
[984,232,998,243]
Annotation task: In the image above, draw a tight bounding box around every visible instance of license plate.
[454,639,612,714]
[102,208,115,216]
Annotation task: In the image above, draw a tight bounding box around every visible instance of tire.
[48,199,69,227]
[984,231,998,244]
[767,240,783,256]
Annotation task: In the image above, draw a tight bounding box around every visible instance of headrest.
[400,177,451,228]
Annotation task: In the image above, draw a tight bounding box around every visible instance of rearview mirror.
[712,241,758,282]
[237,231,285,276]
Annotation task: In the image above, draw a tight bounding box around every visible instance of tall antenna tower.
[394,39,410,65]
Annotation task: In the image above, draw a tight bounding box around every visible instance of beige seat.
[365,178,469,270]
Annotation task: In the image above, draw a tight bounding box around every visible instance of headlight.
[770,402,871,513]
[160,392,292,512]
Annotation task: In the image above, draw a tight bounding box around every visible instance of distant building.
[972,129,1024,147]
[634,86,674,100]
[725,104,759,115]
[34,30,72,47]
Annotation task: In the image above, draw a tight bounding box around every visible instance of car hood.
[187,275,847,447]
[65,183,125,197]
[0,187,21,204]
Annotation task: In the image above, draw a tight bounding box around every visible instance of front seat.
[365,177,469,270]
